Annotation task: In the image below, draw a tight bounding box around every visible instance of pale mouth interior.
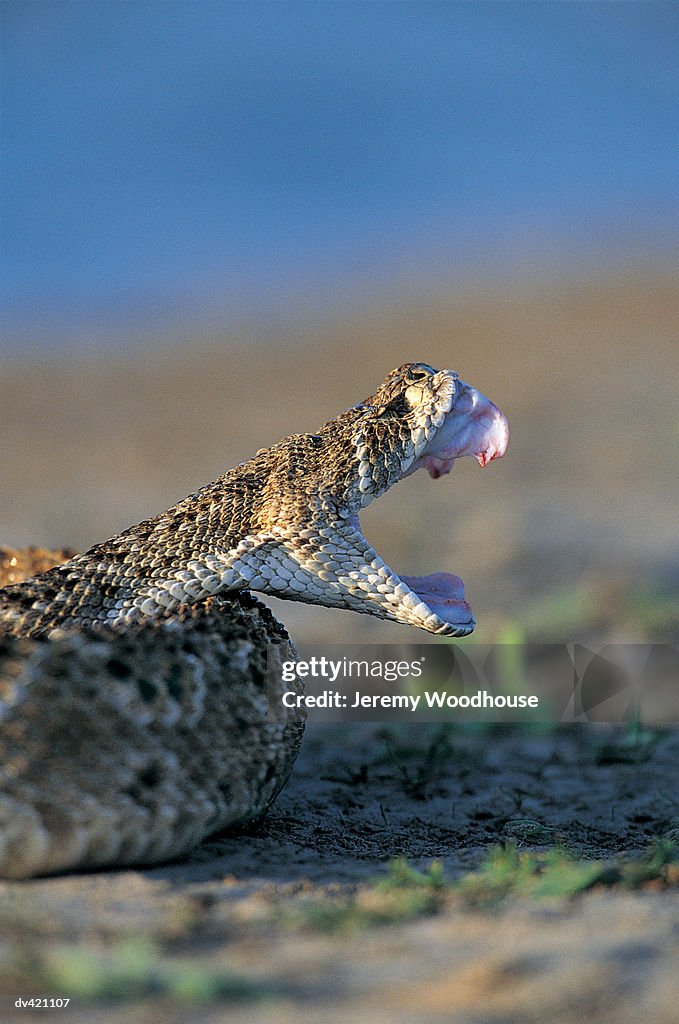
[401,571,474,630]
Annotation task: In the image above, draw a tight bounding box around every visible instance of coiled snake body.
[0,363,508,877]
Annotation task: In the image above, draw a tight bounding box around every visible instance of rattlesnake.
[0,362,508,878]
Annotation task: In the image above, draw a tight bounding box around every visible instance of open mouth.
[235,370,508,638]
[388,381,509,636]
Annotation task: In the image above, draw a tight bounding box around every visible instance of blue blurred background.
[2,0,677,349]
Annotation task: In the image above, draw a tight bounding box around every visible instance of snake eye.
[407,363,435,383]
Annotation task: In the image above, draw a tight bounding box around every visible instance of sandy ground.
[2,721,679,1022]
[1,271,678,1020]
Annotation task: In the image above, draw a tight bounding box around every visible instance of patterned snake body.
[0,363,508,878]
[0,363,508,639]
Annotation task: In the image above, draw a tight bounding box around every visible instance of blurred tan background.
[3,270,677,644]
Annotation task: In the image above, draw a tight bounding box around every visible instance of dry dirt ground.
[2,721,679,1023]
[1,272,678,1021]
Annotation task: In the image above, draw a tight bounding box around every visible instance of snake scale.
[0,363,508,877]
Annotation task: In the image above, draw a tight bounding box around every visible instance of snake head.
[404,364,509,479]
[332,362,509,635]
[354,362,509,499]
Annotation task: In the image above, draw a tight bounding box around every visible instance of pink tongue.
[400,572,474,627]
